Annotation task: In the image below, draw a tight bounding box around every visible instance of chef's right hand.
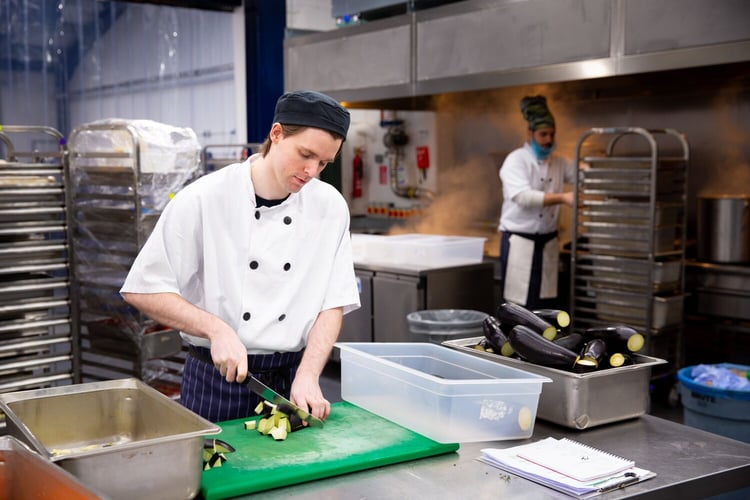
[208,326,248,383]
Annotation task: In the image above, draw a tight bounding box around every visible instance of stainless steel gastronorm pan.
[0,378,220,500]
[443,337,666,429]
[0,435,107,499]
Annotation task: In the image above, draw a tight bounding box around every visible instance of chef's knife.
[245,374,325,428]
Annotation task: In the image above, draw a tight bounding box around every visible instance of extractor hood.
[284,0,750,103]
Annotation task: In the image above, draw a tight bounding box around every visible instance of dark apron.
[498,230,559,310]
[181,345,304,422]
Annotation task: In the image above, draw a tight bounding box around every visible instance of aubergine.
[574,338,608,373]
[204,438,235,454]
[473,338,491,351]
[583,325,644,353]
[532,309,571,330]
[276,404,305,431]
[607,352,634,368]
[497,302,557,340]
[482,316,514,356]
[552,332,584,352]
[508,324,577,369]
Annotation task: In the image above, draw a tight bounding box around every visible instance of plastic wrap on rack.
[71,118,201,173]
[69,119,201,362]
[69,118,202,213]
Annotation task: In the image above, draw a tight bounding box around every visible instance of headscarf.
[520,95,555,131]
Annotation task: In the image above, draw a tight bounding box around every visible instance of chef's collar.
[255,194,289,208]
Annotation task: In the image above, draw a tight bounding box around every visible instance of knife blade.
[244,374,325,428]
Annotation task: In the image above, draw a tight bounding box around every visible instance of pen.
[597,473,640,493]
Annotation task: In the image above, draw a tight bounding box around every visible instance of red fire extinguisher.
[352,147,363,198]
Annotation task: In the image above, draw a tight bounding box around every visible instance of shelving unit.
[0,126,74,392]
[67,120,201,396]
[570,127,689,380]
[200,143,259,173]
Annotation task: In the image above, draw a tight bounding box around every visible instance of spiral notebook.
[516,438,635,482]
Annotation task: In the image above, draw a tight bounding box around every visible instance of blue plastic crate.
[677,364,750,443]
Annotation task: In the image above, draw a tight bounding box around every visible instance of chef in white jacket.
[121,90,360,423]
[498,95,576,310]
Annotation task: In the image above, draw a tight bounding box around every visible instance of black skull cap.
[273,90,350,139]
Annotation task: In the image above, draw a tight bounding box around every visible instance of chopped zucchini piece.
[244,420,257,430]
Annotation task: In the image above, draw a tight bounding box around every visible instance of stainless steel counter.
[235,415,750,499]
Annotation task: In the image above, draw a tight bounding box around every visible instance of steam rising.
[700,85,750,197]
[391,85,583,252]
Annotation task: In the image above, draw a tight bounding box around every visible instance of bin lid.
[406,309,488,335]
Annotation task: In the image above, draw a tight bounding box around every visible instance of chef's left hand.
[289,371,330,423]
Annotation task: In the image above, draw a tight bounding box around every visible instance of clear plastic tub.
[336,342,550,443]
[360,233,486,268]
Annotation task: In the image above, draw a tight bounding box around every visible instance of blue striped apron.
[181,345,304,422]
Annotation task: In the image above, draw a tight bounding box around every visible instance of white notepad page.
[517,437,635,482]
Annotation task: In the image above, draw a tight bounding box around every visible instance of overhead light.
[579,60,611,79]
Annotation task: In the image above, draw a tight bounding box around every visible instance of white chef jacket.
[498,142,576,234]
[120,155,361,354]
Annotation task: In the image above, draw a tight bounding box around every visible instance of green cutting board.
[200,401,459,499]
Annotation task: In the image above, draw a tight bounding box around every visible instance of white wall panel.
[68,4,239,145]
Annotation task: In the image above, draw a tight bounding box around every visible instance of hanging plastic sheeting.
[0,1,240,144]
[0,1,107,132]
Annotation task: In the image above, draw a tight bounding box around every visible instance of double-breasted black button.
[283,262,291,271]
[278,314,286,322]
[255,210,261,220]
[283,216,292,225]
[242,312,251,321]
[249,260,259,269]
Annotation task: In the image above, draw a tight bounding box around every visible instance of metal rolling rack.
[67,121,200,398]
[570,127,689,383]
[200,143,260,173]
[0,126,75,393]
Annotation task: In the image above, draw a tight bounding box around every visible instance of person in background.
[497,95,576,310]
[121,90,360,423]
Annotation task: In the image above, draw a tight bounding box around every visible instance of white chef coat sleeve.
[320,220,360,316]
[500,150,535,201]
[514,189,545,208]
[120,190,202,297]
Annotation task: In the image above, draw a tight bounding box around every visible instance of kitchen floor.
[320,359,685,425]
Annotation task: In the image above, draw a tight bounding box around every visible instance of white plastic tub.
[336,342,550,443]
[354,233,486,269]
